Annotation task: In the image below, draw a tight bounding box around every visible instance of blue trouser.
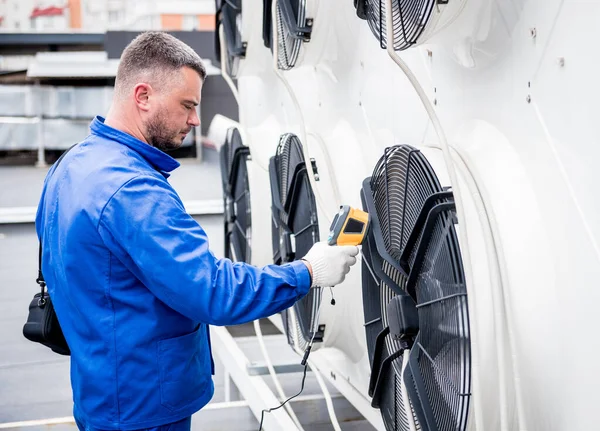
[74,415,191,431]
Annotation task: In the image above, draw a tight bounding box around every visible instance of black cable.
[257,361,309,430]
[258,290,326,429]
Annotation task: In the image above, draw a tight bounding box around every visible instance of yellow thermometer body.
[327,206,369,246]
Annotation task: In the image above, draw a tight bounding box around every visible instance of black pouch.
[22,145,74,356]
[23,283,70,356]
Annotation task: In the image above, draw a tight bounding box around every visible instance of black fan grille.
[372,146,439,370]
[363,0,435,51]
[370,146,441,261]
[362,188,413,430]
[276,0,305,70]
[271,134,320,348]
[362,236,412,431]
[361,145,470,431]
[220,127,251,263]
[409,208,471,431]
[220,0,244,77]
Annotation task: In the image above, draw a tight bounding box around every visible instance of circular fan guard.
[216,0,246,77]
[355,0,437,51]
[269,133,321,349]
[361,145,471,431]
[220,127,251,263]
[268,0,313,70]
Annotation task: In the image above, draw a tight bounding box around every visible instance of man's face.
[144,67,202,152]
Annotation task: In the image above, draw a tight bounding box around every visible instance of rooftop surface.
[0,151,374,430]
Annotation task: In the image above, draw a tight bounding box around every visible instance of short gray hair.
[114,31,206,99]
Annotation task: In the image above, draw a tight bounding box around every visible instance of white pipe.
[305,288,342,431]
[288,303,303,355]
[253,319,305,430]
[271,0,335,224]
[307,358,342,431]
[382,0,479,427]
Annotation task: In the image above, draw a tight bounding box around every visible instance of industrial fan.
[269,133,322,351]
[262,0,274,48]
[360,145,471,431]
[354,0,465,50]
[219,127,252,263]
[215,0,246,77]
[263,0,313,70]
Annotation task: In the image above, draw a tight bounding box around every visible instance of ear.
[133,83,153,112]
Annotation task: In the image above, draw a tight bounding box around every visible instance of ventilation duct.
[220,127,252,263]
[360,144,471,431]
[269,133,322,351]
[215,0,246,78]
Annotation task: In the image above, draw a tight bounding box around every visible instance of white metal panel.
[223,0,600,428]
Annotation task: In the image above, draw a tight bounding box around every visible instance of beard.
[144,111,188,152]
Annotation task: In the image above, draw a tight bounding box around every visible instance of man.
[35,32,358,431]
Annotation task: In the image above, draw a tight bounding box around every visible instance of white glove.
[302,241,359,288]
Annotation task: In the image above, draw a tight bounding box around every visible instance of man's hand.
[302,241,359,288]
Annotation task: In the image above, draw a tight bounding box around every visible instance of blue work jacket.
[35,116,311,429]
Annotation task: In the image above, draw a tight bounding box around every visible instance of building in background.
[0,0,238,165]
[0,0,216,32]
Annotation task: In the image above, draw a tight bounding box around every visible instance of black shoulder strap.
[36,243,45,295]
[37,144,78,293]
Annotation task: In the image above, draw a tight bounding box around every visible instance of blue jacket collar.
[90,116,180,177]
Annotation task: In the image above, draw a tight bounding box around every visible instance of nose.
[188,107,200,127]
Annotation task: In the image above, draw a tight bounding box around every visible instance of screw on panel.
[557,57,565,67]
[427,49,433,58]
[530,27,537,39]
[311,158,320,181]
[330,371,337,380]
[526,95,531,103]
[303,18,314,42]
